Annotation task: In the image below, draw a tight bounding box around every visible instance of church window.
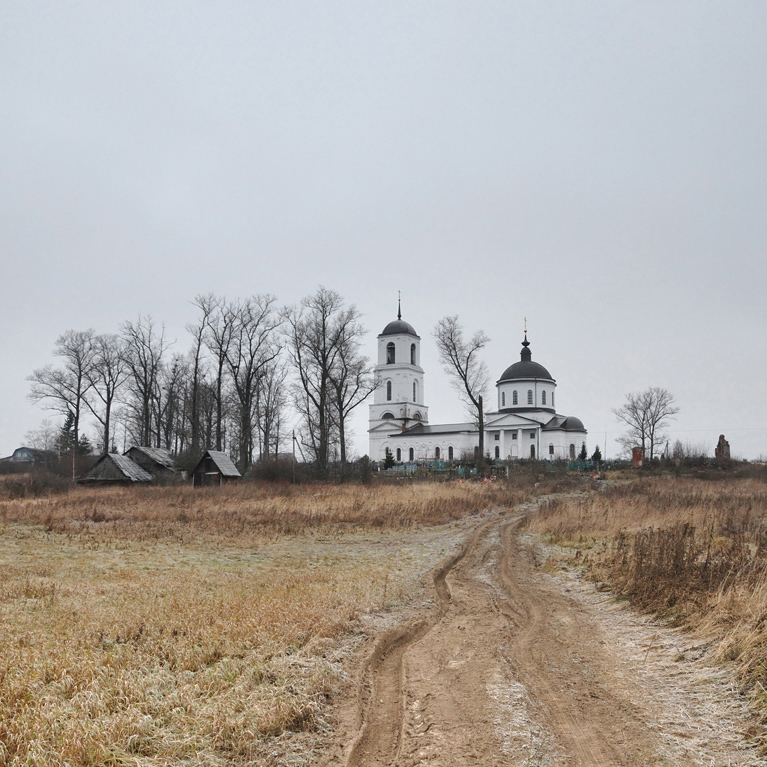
[409,447,414,461]
[386,342,395,364]
[501,392,506,406]
[410,343,416,365]
[530,431,535,438]
[495,446,500,458]
[512,390,518,405]
[382,411,394,419]
[569,444,575,460]
[549,444,554,456]
[542,391,547,405]
[494,433,500,440]
[413,380,417,401]
[435,447,440,459]
[386,381,392,401]
[527,390,533,405]
[512,430,518,440]
[396,448,401,462]
[414,411,422,420]
[448,446,454,460]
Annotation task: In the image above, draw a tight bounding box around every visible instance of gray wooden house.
[192,450,241,487]
[79,454,154,485]
[124,446,177,477]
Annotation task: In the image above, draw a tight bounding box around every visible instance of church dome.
[381,318,418,337]
[498,336,555,382]
[380,298,419,337]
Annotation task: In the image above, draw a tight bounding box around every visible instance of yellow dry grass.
[526,476,767,738]
[0,480,530,766]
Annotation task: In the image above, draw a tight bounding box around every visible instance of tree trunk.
[478,394,484,458]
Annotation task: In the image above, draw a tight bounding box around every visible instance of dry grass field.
[526,476,767,733]
[0,480,531,766]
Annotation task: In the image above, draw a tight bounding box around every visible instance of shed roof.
[83,454,154,483]
[126,446,176,469]
[195,450,241,477]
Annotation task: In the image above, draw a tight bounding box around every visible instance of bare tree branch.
[433,316,490,458]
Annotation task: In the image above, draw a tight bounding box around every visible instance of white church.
[368,306,587,464]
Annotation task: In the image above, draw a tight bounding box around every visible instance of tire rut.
[497,517,652,766]
[344,517,495,767]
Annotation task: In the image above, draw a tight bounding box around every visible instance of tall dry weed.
[0,480,533,765]
[527,477,767,729]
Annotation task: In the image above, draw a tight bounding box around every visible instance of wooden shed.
[124,446,177,477]
[192,450,241,487]
[79,454,154,485]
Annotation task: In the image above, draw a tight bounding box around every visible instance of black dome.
[381,319,418,337]
[498,335,554,382]
[560,416,585,431]
[499,360,554,381]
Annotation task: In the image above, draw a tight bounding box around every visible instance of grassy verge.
[525,477,767,732]
[0,480,533,766]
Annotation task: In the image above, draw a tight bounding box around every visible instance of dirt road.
[322,505,765,767]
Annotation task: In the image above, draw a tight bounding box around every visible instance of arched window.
[495,446,500,458]
[569,444,575,460]
[386,380,392,401]
[386,342,395,364]
[542,390,547,405]
[435,447,440,459]
[448,446,454,460]
[410,343,416,365]
[382,411,394,419]
[414,411,422,421]
[527,389,533,405]
[409,447,414,461]
[396,448,401,462]
[549,444,554,456]
[413,380,418,402]
[512,390,518,405]
[501,392,506,406]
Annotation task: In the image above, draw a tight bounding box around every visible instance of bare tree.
[157,353,189,452]
[205,298,236,451]
[284,287,349,476]
[433,316,490,460]
[225,295,282,472]
[121,316,169,446]
[255,358,289,460]
[85,333,128,452]
[186,294,216,457]
[329,313,376,466]
[28,329,96,469]
[24,419,60,453]
[613,387,679,461]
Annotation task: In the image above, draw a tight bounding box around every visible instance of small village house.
[192,450,241,487]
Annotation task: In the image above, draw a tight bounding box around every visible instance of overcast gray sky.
[2,1,766,459]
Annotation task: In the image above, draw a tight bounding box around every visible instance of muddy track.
[329,502,765,767]
[344,517,495,767]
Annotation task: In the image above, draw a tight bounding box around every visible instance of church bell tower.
[369,298,429,439]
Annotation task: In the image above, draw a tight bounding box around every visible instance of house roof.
[196,450,241,477]
[126,446,176,469]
